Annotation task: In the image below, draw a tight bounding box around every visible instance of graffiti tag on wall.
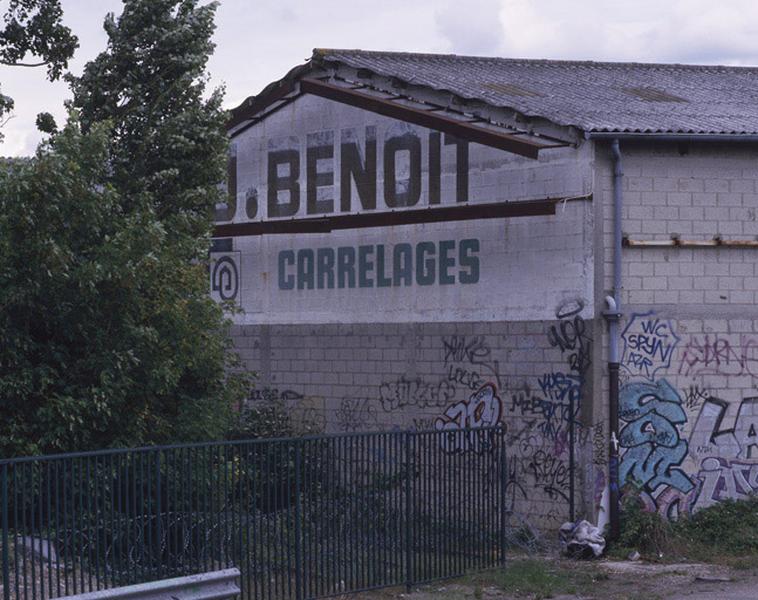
[619,379,693,494]
[679,334,758,379]
[621,312,679,380]
[689,397,758,462]
[442,335,502,389]
[435,383,502,453]
[378,376,456,412]
[547,298,591,377]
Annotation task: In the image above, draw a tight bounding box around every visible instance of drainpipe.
[603,139,623,542]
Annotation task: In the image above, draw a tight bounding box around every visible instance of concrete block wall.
[221,95,602,529]
[597,141,758,519]
[232,312,595,529]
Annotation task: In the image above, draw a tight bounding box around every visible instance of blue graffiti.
[621,312,679,380]
[619,379,694,493]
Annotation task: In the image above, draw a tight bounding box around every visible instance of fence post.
[2,463,10,600]
[404,432,412,592]
[155,451,162,580]
[294,440,303,600]
[498,428,507,568]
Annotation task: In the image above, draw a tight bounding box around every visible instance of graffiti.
[640,485,698,520]
[411,417,435,431]
[689,397,758,461]
[446,364,485,391]
[593,422,607,465]
[249,387,304,403]
[435,383,503,453]
[528,450,570,502]
[683,384,710,410]
[552,427,590,459]
[504,418,537,446]
[247,386,326,433]
[537,372,581,404]
[442,335,501,388]
[436,383,502,430]
[692,457,758,512]
[378,376,456,412]
[621,312,679,380]
[547,301,591,376]
[510,390,579,442]
[679,334,758,379]
[335,398,380,432]
[554,297,584,320]
[504,459,527,511]
[619,379,694,493]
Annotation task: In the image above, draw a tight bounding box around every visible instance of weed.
[617,491,758,564]
[617,492,672,557]
[672,496,758,556]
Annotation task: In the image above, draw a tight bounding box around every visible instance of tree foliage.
[0,0,247,457]
[70,0,226,241]
[0,0,78,136]
[0,0,77,74]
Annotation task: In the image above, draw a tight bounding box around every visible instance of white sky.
[2,0,758,156]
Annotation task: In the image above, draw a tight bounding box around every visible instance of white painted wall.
[218,94,595,325]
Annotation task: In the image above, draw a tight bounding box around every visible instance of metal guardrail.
[60,568,240,600]
[1,427,507,600]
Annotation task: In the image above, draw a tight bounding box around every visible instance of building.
[213,49,758,531]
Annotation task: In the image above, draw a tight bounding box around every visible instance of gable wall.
[217,93,599,528]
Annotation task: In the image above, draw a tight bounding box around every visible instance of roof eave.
[586,132,758,142]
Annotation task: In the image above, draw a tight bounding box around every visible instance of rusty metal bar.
[213,198,560,238]
[623,235,758,248]
[299,78,566,159]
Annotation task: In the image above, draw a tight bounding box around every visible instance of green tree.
[0,0,78,138]
[0,0,248,457]
[69,0,226,241]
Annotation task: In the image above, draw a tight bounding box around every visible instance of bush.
[617,489,758,561]
[672,496,758,556]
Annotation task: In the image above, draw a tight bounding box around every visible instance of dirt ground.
[353,558,758,600]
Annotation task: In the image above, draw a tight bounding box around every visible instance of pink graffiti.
[435,383,502,453]
[679,334,758,379]
[693,457,758,512]
[639,484,698,520]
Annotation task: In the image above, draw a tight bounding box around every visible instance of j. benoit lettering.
[278,239,480,290]
[231,125,470,221]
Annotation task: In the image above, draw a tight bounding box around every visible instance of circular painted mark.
[212,256,239,301]
[555,298,585,320]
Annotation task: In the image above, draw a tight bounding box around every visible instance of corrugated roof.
[313,49,758,135]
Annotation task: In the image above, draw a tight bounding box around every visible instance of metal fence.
[1,427,507,600]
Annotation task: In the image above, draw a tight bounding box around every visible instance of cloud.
[3,0,758,156]
[434,0,505,56]
[499,0,758,64]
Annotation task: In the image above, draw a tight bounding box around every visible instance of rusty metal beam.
[213,198,561,238]
[623,235,758,248]
[299,78,564,159]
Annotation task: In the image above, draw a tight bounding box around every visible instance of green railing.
[1,427,507,600]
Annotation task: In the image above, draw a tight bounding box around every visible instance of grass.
[464,559,605,599]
